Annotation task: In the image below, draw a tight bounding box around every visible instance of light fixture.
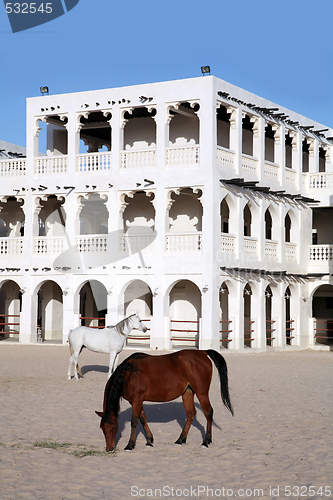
[201,66,211,75]
[40,86,49,95]
[202,285,209,293]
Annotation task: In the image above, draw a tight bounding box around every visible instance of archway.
[36,281,63,342]
[123,279,152,346]
[243,283,253,348]
[169,280,201,348]
[312,284,333,346]
[0,280,21,340]
[219,282,231,348]
[79,280,107,329]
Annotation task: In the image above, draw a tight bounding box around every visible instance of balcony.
[76,235,108,253]
[265,240,279,260]
[166,146,199,167]
[0,237,23,256]
[119,234,155,254]
[221,233,236,252]
[217,147,235,170]
[243,236,258,256]
[264,161,279,182]
[309,245,333,273]
[34,237,66,255]
[242,154,258,177]
[285,242,297,261]
[309,173,333,190]
[0,159,26,177]
[120,149,156,169]
[35,156,67,175]
[166,232,202,252]
[77,152,111,173]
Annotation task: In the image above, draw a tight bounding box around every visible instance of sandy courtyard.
[0,344,332,500]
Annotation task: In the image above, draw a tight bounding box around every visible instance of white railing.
[166,232,202,252]
[265,240,279,260]
[166,146,199,166]
[221,233,236,252]
[35,156,68,175]
[77,152,111,172]
[243,236,257,256]
[120,149,156,169]
[217,147,235,170]
[0,159,26,177]
[285,168,297,186]
[76,235,108,252]
[285,242,297,261]
[264,161,279,182]
[242,154,258,176]
[309,173,333,190]
[34,237,65,255]
[310,245,333,262]
[0,237,23,256]
[119,234,155,254]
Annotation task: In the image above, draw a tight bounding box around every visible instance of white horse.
[67,313,147,380]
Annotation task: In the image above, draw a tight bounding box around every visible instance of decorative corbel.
[166,102,180,125]
[226,107,237,130]
[166,188,181,212]
[250,116,260,138]
[119,191,135,214]
[76,112,89,133]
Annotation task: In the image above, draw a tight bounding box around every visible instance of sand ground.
[0,344,332,500]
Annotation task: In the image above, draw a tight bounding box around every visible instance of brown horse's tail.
[206,350,234,416]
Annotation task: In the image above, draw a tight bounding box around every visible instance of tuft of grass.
[70,449,111,458]
[33,440,72,450]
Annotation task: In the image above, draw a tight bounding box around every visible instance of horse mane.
[108,314,136,336]
[102,352,148,424]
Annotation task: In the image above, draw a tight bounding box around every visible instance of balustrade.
[0,159,26,177]
[220,234,236,252]
[217,147,235,170]
[76,235,108,252]
[166,146,199,166]
[242,154,258,176]
[309,173,333,190]
[35,156,67,175]
[120,149,156,169]
[166,232,202,252]
[264,161,279,182]
[243,236,257,256]
[34,237,65,255]
[119,234,155,254]
[309,245,333,262]
[265,240,279,260]
[77,152,111,172]
[0,237,23,256]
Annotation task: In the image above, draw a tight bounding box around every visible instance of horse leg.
[108,351,118,378]
[139,407,154,447]
[175,386,196,445]
[124,401,142,450]
[196,393,214,447]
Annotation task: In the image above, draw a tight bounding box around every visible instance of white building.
[0,76,332,351]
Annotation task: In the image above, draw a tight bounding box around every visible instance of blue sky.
[0,0,332,147]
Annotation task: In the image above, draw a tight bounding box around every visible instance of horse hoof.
[145,442,153,447]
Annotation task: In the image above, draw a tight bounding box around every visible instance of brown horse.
[95,349,234,452]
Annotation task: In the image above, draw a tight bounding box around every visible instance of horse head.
[130,313,148,333]
[95,410,118,452]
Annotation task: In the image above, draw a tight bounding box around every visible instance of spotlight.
[201,66,210,75]
[40,86,49,95]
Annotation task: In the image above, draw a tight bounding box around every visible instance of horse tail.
[206,349,234,416]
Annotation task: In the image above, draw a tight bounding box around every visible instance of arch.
[220,198,230,233]
[217,104,230,149]
[265,285,274,346]
[79,111,112,153]
[0,280,21,340]
[122,279,152,347]
[242,114,254,156]
[312,284,333,346]
[79,193,108,235]
[169,279,202,349]
[168,102,200,146]
[284,285,294,345]
[79,280,107,328]
[243,283,253,347]
[265,209,272,240]
[219,282,231,348]
[243,203,252,237]
[36,280,63,342]
[123,107,156,150]
[168,188,203,233]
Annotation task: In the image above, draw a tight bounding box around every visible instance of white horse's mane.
[107,314,136,336]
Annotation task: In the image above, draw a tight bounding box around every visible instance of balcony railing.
[285,167,297,186]
[166,232,202,252]
[310,245,333,262]
[264,160,279,182]
[120,149,156,169]
[166,146,199,166]
[242,154,258,176]
[285,242,297,261]
[34,237,66,255]
[221,233,236,252]
[309,173,333,190]
[77,152,111,172]
[0,237,23,256]
[35,155,68,175]
[217,147,235,170]
[119,234,155,254]
[0,159,26,177]
[265,240,279,260]
[76,235,108,252]
[243,236,258,256]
